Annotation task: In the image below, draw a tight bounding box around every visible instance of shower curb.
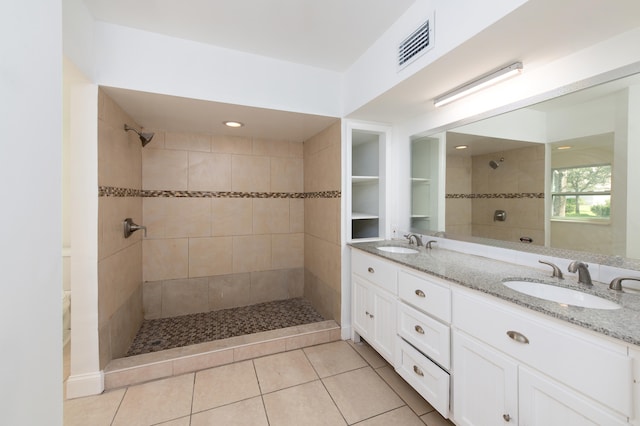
[103,320,340,390]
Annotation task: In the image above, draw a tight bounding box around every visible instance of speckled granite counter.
[350,240,640,346]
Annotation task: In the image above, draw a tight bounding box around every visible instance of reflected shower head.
[124,124,154,147]
[489,157,504,169]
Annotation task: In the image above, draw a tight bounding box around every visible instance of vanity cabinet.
[396,270,452,417]
[452,288,632,426]
[351,250,397,363]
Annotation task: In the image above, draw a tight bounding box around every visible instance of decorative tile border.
[99,187,143,197]
[99,186,341,199]
[446,192,544,199]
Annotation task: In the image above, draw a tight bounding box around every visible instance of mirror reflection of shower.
[124,124,154,147]
[489,157,504,169]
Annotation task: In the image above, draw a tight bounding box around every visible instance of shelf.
[352,176,379,184]
[411,214,431,219]
[352,212,379,220]
[411,178,431,183]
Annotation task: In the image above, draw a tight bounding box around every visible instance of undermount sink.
[503,280,621,310]
[377,246,419,254]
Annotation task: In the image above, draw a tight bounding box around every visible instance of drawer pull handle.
[414,325,425,334]
[506,330,529,344]
[365,311,373,319]
[503,414,511,422]
[415,289,426,298]
[367,267,375,274]
[413,365,424,377]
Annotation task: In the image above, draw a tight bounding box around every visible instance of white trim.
[65,370,104,399]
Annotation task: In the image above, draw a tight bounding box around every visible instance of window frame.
[550,163,612,223]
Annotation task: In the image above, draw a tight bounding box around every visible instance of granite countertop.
[350,240,640,347]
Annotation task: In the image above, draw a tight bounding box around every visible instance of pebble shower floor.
[126,298,326,356]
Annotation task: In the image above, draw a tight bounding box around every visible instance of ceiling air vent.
[398,18,433,69]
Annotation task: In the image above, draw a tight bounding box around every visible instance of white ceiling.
[102,86,339,142]
[84,0,640,141]
[82,0,416,72]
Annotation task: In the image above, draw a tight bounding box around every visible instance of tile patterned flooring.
[127,298,325,356]
[65,340,455,426]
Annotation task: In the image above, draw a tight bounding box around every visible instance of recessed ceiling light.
[223,121,244,128]
[556,145,572,150]
[455,145,468,150]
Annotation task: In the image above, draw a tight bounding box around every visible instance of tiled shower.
[97,89,341,368]
[446,144,545,245]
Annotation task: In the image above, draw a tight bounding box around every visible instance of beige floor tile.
[191,397,269,426]
[304,341,367,378]
[263,380,347,426]
[420,410,456,426]
[111,373,194,426]
[356,406,426,426]
[156,416,191,425]
[254,350,318,394]
[64,388,126,426]
[322,367,404,424]
[376,365,434,416]
[348,340,388,369]
[192,360,260,413]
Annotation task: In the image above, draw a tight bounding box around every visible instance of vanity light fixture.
[223,121,244,128]
[455,145,468,150]
[434,62,523,108]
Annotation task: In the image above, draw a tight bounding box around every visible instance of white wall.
[0,1,63,424]
[342,0,527,116]
[94,22,343,117]
[62,0,96,80]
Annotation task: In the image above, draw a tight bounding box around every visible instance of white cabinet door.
[370,285,396,362]
[519,366,628,426]
[452,330,518,426]
[352,275,371,341]
[351,274,396,364]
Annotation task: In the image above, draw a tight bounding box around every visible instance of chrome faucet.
[426,240,437,249]
[404,233,424,247]
[567,261,592,286]
[538,260,563,279]
[609,277,640,291]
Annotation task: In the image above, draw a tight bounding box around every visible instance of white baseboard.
[66,370,104,399]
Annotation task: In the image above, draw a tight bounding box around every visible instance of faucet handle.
[609,277,640,291]
[538,260,563,279]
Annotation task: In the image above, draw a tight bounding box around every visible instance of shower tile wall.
[97,89,144,368]
[446,145,545,245]
[445,155,472,236]
[303,121,342,323]
[141,131,307,319]
[471,146,545,244]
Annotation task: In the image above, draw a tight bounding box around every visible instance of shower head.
[124,124,154,147]
[489,157,504,169]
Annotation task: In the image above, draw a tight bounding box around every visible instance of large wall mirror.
[411,67,640,266]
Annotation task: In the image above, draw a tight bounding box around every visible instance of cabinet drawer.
[453,289,633,417]
[398,270,451,323]
[396,338,450,418]
[398,302,450,370]
[352,250,397,293]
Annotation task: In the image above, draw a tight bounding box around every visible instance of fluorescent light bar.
[434,62,523,107]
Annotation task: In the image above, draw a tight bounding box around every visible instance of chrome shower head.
[124,124,154,147]
[489,157,504,169]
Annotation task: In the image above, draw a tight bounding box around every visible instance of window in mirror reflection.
[551,164,611,221]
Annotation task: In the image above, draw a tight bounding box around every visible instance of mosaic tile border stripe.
[446,192,544,199]
[99,186,340,199]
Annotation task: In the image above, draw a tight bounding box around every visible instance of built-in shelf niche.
[349,125,388,241]
[410,136,439,232]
